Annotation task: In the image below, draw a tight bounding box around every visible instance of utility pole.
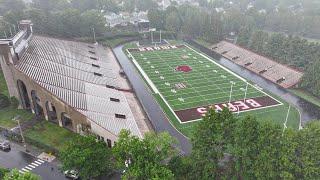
[13,115,27,152]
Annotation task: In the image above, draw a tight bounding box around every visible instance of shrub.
[0,93,10,109]
[10,96,19,108]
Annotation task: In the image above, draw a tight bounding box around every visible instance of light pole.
[229,81,235,103]
[243,81,249,102]
[91,27,96,43]
[13,115,27,152]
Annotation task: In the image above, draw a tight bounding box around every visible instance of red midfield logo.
[175,65,192,73]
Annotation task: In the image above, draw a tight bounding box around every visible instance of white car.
[64,170,79,179]
[0,140,11,151]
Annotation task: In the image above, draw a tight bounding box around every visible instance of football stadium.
[127,43,300,137]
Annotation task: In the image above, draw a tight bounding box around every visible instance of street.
[0,135,67,180]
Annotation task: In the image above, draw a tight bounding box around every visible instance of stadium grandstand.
[211,41,304,88]
[0,20,149,147]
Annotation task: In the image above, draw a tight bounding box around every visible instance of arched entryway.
[31,90,43,118]
[45,101,58,124]
[17,80,31,110]
[61,112,73,130]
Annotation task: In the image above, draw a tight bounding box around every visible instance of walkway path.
[113,46,192,154]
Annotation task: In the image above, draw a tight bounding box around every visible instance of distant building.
[0,20,150,147]
[104,11,149,28]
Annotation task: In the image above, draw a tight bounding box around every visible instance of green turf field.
[126,44,300,137]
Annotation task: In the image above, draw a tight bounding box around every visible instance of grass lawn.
[0,70,9,97]
[289,89,320,108]
[126,43,300,138]
[24,121,78,152]
[0,107,34,129]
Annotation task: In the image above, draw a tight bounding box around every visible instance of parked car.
[64,170,79,179]
[0,140,11,151]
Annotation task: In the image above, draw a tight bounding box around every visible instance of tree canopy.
[60,135,114,180]
[112,130,177,180]
[3,169,39,180]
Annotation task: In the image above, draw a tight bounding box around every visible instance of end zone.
[175,96,282,123]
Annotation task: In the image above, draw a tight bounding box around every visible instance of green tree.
[295,121,320,178]
[237,26,253,47]
[80,10,106,36]
[301,60,320,96]
[0,0,25,14]
[190,108,236,179]
[168,155,192,180]
[165,11,182,33]
[148,9,165,30]
[3,169,39,180]
[248,30,269,53]
[136,0,158,12]
[97,0,120,13]
[71,0,98,11]
[0,167,9,179]
[32,0,70,12]
[60,135,113,180]
[113,130,176,180]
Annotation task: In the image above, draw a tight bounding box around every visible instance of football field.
[126,44,299,136]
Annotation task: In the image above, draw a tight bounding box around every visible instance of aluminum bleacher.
[211,41,304,88]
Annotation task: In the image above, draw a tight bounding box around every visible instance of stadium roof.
[212,41,304,88]
[16,35,142,138]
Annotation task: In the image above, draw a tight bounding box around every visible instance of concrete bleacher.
[15,35,142,138]
[211,41,304,88]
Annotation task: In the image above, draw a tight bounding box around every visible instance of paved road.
[0,136,67,180]
[113,46,192,154]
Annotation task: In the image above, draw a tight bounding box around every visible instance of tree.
[0,168,9,179]
[136,0,158,12]
[32,0,70,12]
[294,121,320,178]
[3,169,39,180]
[80,10,106,36]
[237,26,253,47]
[97,0,120,13]
[148,9,165,30]
[60,135,113,180]
[248,30,269,53]
[190,108,236,179]
[112,130,177,180]
[168,155,192,180]
[0,0,25,14]
[301,60,320,96]
[56,8,82,37]
[71,0,98,11]
[165,11,182,33]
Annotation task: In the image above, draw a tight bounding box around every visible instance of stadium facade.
[0,20,149,146]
